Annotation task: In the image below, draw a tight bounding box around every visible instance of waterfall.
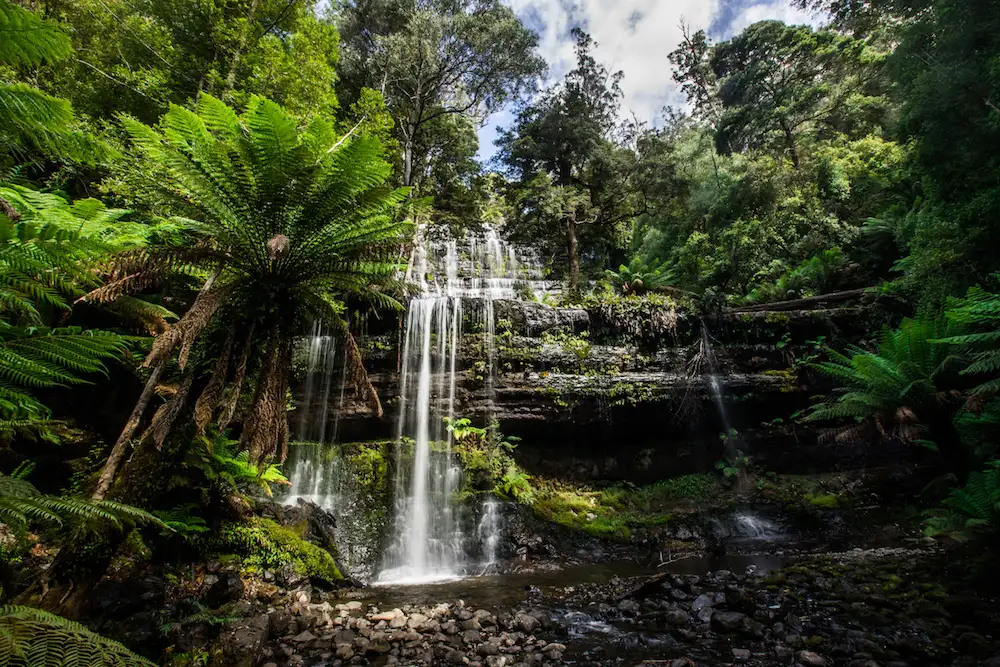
[699,324,732,436]
[376,225,543,584]
[285,322,343,506]
[477,498,503,575]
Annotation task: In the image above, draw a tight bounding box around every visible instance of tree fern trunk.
[91,360,166,500]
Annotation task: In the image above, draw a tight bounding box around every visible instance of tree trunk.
[566,214,580,298]
[779,117,800,169]
[91,361,166,500]
[403,132,414,187]
[221,0,261,100]
[92,270,220,500]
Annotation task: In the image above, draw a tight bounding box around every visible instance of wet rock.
[446,650,467,664]
[732,648,751,662]
[796,650,832,667]
[691,593,715,612]
[711,611,751,634]
[617,598,640,615]
[335,644,354,660]
[665,609,690,626]
[514,613,540,633]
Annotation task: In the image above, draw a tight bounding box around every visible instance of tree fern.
[605,257,677,296]
[808,317,959,451]
[0,605,156,667]
[0,184,170,442]
[90,94,412,491]
[937,284,1000,395]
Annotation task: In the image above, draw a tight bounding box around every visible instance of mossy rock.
[804,493,841,508]
[209,517,342,583]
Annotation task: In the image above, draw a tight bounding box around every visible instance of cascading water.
[285,322,344,506]
[376,226,545,584]
[477,498,503,575]
[699,324,731,435]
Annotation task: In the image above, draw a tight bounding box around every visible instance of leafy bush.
[937,283,1000,396]
[446,417,534,503]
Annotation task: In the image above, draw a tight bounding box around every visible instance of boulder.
[204,572,245,608]
[711,611,752,634]
[514,613,540,633]
[215,614,270,667]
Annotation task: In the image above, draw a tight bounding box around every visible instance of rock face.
[318,303,875,480]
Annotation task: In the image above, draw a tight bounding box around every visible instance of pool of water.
[358,552,787,611]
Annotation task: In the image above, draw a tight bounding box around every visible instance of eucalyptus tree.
[334,0,545,187]
[88,95,412,500]
[710,21,887,169]
[498,29,638,296]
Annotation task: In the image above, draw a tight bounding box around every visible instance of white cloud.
[725,2,822,37]
[478,0,827,161]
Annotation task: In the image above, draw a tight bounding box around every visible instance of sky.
[476,0,824,164]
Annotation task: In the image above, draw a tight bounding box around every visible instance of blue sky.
[475,0,824,164]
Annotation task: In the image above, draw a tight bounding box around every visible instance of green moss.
[531,474,720,541]
[805,492,841,508]
[210,517,342,582]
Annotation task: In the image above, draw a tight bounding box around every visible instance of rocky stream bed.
[191,542,1000,667]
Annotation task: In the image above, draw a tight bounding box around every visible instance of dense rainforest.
[1,0,1000,665]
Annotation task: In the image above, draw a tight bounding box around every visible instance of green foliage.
[937,284,1000,395]
[0,604,157,667]
[540,328,591,361]
[532,474,719,541]
[745,248,852,304]
[183,429,289,499]
[925,460,1000,542]
[581,292,677,346]
[605,257,677,296]
[807,317,959,451]
[210,517,341,582]
[0,471,161,535]
[445,417,533,503]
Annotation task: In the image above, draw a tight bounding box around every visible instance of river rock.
[477,642,500,656]
[446,650,466,664]
[665,609,690,626]
[732,648,751,661]
[691,593,715,612]
[407,612,428,629]
[215,614,270,667]
[514,613,540,633]
[795,650,832,666]
[390,614,408,629]
[712,611,751,634]
[205,572,245,608]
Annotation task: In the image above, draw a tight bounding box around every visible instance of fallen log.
[727,287,871,313]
